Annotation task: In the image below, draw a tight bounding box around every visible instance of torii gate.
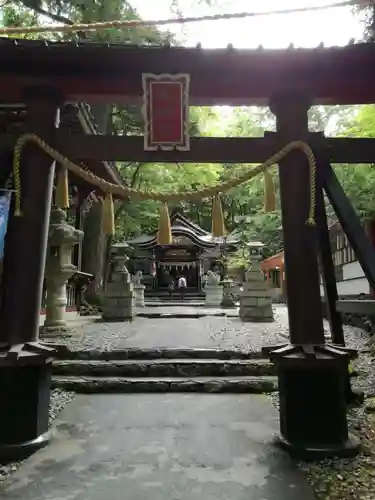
[2,38,375,461]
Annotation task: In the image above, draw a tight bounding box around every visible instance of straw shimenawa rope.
[12,133,317,225]
[0,2,354,35]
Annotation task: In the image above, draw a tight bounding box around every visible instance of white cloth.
[178,277,187,288]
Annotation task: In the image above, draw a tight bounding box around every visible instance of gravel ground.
[295,407,375,500]
[0,389,75,485]
[42,306,293,353]
[271,323,375,500]
[301,324,375,500]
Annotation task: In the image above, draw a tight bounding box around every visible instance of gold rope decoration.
[55,166,70,209]
[12,133,317,225]
[212,194,226,237]
[264,170,276,213]
[0,2,353,35]
[158,202,173,245]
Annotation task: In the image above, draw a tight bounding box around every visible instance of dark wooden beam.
[324,162,375,291]
[1,39,375,105]
[52,132,375,164]
[315,160,344,346]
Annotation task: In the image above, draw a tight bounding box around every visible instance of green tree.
[332,105,375,218]
[2,0,177,299]
[3,2,372,269]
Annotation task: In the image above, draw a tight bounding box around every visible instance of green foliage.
[226,249,248,269]
[3,0,375,261]
[332,105,375,218]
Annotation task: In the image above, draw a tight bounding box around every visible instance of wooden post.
[0,87,61,343]
[366,218,375,298]
[266,94,359,459]
[279,263,285,303]
[270,95,325,344]
[73,196,84,271]
[0,86,60,462]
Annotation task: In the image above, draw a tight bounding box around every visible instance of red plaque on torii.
[142,73,190,151]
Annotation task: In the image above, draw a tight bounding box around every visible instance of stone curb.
[48,346,266,361]
[52,376,278,394]
[52,359,276,378]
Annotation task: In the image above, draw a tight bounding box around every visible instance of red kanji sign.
[142,73,190,151]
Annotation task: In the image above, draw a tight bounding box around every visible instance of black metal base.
[274,432,360,460]
[0,430,51,465]
[267,343,361,459]
[0,343,55,464]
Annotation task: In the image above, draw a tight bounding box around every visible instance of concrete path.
[137,305,238,316]
[53,306,299,354]
[0,394,316,500]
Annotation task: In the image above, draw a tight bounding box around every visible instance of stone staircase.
[51,347,278,394]
[144,288,205,304]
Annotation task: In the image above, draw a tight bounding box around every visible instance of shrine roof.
[1,38,375,104]
[126,211,240,249]
[170,211,209,237]
[260,250,284,269]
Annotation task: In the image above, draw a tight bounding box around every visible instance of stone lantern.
[101,242,133,321]
[247,241,264,261]
[132,270,146,308]
[220,276,236,308]
[43,207,84,331]
[239,241,274,322]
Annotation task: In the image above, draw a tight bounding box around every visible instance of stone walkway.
[0,394,316,500]
[54,305,295,354]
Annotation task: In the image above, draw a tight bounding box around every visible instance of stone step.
[52,358,275,378]
[135,311,237,319]
[144,302,206,307]
[144,292,205,298]
[52,375,278,394]
[49,346,265,361]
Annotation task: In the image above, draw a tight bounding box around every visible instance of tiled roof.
[0,36,367,51]
[0,101,122,189]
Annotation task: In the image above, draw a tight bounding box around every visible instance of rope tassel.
[55,166,70,209]
[264,170,276,212]
[211,194,226,237]
[11,134,317,227]
[157,202,172,245]
[102,192,115,235]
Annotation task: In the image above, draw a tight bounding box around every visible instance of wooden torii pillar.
[0,86,58,461]
[265,94,359,458]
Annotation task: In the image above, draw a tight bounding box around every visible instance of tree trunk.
[81,103,111,302]
[82,201,107,301]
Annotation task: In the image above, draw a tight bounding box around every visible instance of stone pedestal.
[133,284,145,308]
[240,242,274,322]
[43,208,83,333]
[204,270,223,307]
[205,285,223,307]
[221,278,236,308]
[102,254,133,321]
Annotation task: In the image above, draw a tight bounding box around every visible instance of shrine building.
[126,209,239,294]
